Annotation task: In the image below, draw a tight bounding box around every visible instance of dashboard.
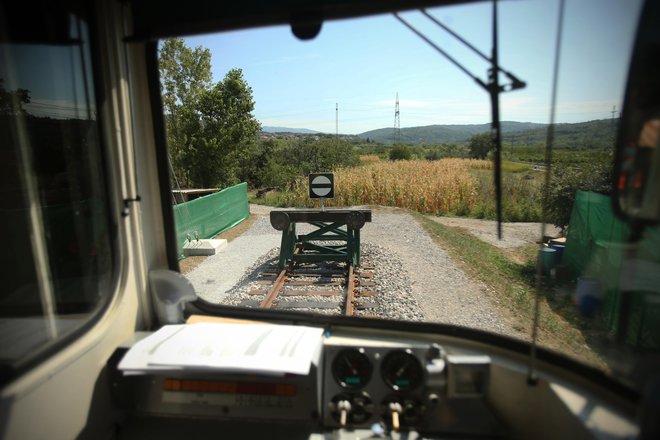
[108,324,635,440]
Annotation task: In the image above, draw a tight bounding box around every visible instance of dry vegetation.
[285,159,493,214]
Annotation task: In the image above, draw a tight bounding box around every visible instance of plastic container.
[576,277,601,317]
[551,244,566,264]
[539,247,557,274]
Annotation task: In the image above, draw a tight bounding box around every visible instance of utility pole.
[394,93,400,144]
[336,102,338,139]
[610,105,618,147]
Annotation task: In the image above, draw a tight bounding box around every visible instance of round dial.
[381,350,423,391]
[332,348,373,389]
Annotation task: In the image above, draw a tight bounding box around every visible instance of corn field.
[287,159,495,215]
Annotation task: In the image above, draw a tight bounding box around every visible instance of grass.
[502,160,534,173]
[468,169,544,221]
[413,212,608,370]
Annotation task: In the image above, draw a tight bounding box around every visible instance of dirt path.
[428,216,562,249]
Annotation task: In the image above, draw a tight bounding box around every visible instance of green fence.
[173,182,249,259]
[563,190,660,347]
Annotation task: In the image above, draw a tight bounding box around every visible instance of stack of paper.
[118,323,324,376]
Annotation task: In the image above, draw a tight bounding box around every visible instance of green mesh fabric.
[564,190,660,345]
[563,190,630,280]
[173,183,249,259]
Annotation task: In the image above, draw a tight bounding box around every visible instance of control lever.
[337,400,352,428]
[388,402,403,431]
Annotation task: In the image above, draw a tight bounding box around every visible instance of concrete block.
[183,239,228,257]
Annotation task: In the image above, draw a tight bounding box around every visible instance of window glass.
[0,11,114,381]
[160,0,656,393]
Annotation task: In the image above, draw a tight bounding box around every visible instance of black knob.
[427,343,443,360]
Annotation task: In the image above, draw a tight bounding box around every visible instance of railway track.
[239,262,378,316]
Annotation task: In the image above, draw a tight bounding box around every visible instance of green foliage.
[389,144,412,161]
[159,39,260,188]
[239,138,359,190]
[0,78,30,115]
[422,143,469,160]
[470,169,544,222]
[425,148,442,161]
[468,132,495,159]
[503,145,612,165]
[282,138,359,174]
[547,161,613,229]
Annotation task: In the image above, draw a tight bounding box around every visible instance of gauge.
[381,350,423,391]
[332,348,373,389]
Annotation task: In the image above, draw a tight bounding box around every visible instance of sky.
[183,0,644,135]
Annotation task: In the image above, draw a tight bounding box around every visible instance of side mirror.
[614,0,660,224]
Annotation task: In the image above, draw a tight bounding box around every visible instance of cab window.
[0,6,115,384]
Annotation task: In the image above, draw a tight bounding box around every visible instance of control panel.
[322,338,500,436]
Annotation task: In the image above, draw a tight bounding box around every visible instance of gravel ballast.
[185,205,523,339]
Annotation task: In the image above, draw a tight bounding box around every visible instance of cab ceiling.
[129,0,482,40]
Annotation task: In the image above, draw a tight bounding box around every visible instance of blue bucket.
[576,277,601,317]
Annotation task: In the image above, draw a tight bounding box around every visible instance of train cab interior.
[1,0,659,439]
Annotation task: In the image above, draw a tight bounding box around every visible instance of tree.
[193,68,261,187]
[158,39,260,188]
[389,144,411,161]
[425,146,443,160]
[468,132,495,159]
[159,38,212,187]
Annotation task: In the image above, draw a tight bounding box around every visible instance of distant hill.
[359,121,546,144]
[358,119,617,147]
[261,126,320,134]
[505,119,618,148]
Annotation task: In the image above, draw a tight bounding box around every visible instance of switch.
[337,400,352,428]
[389,401,403,431]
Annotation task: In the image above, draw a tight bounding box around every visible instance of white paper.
[118,323,323,376]
[117,325,185,375]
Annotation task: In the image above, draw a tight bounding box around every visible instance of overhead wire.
[529,0,566,385]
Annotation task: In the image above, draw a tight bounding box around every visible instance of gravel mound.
[186,205,522,339]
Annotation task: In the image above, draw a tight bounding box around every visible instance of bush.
[547,161,612,229]
[389,145,412,161]
[468,132,495,159]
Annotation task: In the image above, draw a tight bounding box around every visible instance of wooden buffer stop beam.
[270,209,372,270]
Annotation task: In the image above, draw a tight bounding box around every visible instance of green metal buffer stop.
[270,209,372,270]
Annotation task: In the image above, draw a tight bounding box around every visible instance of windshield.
[159,0,654,391]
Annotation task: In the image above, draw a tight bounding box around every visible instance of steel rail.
[345,265,356,316]
[259,269,287,308]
